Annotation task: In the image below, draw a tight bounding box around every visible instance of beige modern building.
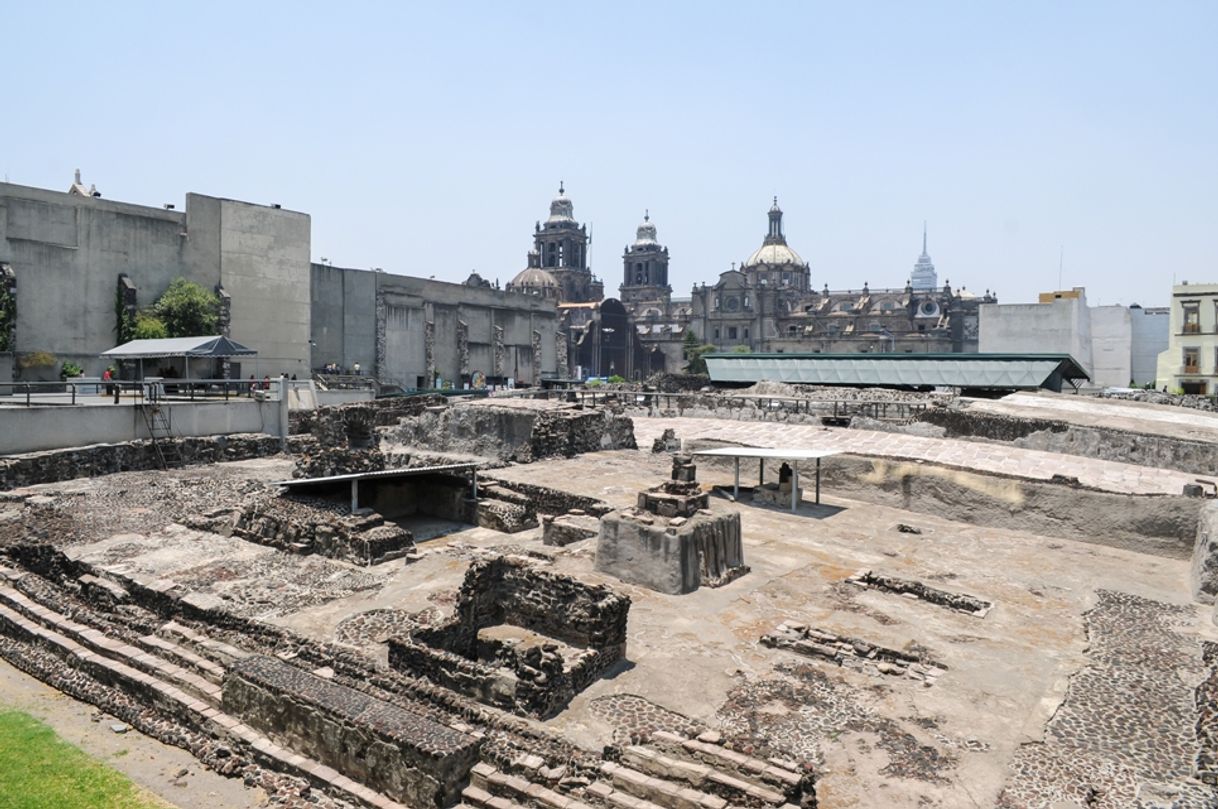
[1155,282,1218,394]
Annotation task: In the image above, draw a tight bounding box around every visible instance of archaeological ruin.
[3,386,1218,809]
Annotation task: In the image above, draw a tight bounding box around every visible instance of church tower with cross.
[618,210,672,314]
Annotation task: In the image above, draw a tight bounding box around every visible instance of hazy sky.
[4,2,1215,307]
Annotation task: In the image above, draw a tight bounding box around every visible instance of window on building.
[788,325,799,336]
[743,328,750,339]
[783,272,791,284]
[1184,302,1201,334]
[728,326,738,340]
[1184,347,1200,372]
[713,327,720,339]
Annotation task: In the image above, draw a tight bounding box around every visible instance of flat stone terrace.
[968,391,1218,443]
[632,416,1194,495]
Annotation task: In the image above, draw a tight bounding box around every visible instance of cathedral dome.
[743,242,805,269]
[511,266,559,290]
[742,197,806,269]
[547,182,575,224]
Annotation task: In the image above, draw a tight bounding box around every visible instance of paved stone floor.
[631,416,1195,495]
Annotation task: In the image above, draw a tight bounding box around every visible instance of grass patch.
[0,710,170,808]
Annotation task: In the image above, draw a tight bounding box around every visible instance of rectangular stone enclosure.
[388,556,630,718]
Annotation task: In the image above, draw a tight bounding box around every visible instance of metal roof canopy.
[692,447,841,511]
[274,463,480,513]
[704,352,1090,392]
[100,335,258,360]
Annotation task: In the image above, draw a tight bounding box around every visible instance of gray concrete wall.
[311,265,561,387]
[214,198,311,378]
[0,401,282,455]
[0,183,312,382]
[1089,305,1133,388]
[1131,307,1170,386]
[979,296,1094,375]
[0,182,209,379]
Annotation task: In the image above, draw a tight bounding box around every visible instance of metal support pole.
[471,468,478,500]
[350,479,359,512]
[816,457,822,504]
[734,457,740,500]
[759,458,764,487]
[71,384,76,405]
[792,462,799,513]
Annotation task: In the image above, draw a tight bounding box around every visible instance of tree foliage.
[114,287,136,345]
[0,282,14,353]
[153,279,220,338]
[132,312,168,340]
[682,329,716,375]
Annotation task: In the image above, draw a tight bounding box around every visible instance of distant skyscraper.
[910,222,938,290]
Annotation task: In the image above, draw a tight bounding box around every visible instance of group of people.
[246,372,296,395]
[321,361,361,375]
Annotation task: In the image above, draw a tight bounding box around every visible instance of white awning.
[692,447,842,461]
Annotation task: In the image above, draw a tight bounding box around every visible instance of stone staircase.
[461,729,811,809]
[0,566,411,809]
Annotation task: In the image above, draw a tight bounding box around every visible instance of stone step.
[158,620,251,666]
[473,765,597,809]
[138,632,227,684]
[0,600,410,809]
[599,761,730,809]
[463,783,531,809]
[621,746,785,808]
[650,731,802,795]
[0,586,221,707]
[585,777,671,809]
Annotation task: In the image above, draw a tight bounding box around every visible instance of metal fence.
[0,377,285,407]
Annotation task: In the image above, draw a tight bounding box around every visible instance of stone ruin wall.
[222,654,481,807]
[388,556,630,719]
[383,402,636,463]
[0,433,313,492]
[914,406,1218,478]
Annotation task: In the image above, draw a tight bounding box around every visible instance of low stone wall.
[596,510,746,595]
[383,401,636,463]
[222,655,481,807]
[290,395,448,437]
[917,406,1218,478]
[0,433,313,491]
[542,512,600,546]
[388,556,630,718]
[222,494,416,565]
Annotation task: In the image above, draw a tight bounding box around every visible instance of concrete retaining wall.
[0,400,282,455]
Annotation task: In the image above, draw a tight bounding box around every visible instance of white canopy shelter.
[692,447,841,512]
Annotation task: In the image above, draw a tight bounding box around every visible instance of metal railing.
[0,377,285,406]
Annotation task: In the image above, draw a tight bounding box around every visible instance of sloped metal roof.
[100,335,257,359]
[704,353,1089,390]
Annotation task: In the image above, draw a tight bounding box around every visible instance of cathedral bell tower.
[619,211,671,314]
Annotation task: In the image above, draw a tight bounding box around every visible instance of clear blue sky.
[5,2,1215,307]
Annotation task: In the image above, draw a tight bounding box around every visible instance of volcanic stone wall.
[228,495,416,565]
[0,433,311,491]
[383,401,636,463]
[388,556,630,718]
[222,655,481,807]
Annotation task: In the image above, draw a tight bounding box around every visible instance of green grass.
[0,710,170,808]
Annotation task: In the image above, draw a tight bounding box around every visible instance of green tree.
[682,329,716,375]
[132,311,168,340]
[732,344,751,354]
[154,279,219,337]
[114,287,136,344]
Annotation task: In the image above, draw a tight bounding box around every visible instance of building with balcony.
[1155,282,1218,394]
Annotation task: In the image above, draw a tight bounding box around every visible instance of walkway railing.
[0,378,286,407]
